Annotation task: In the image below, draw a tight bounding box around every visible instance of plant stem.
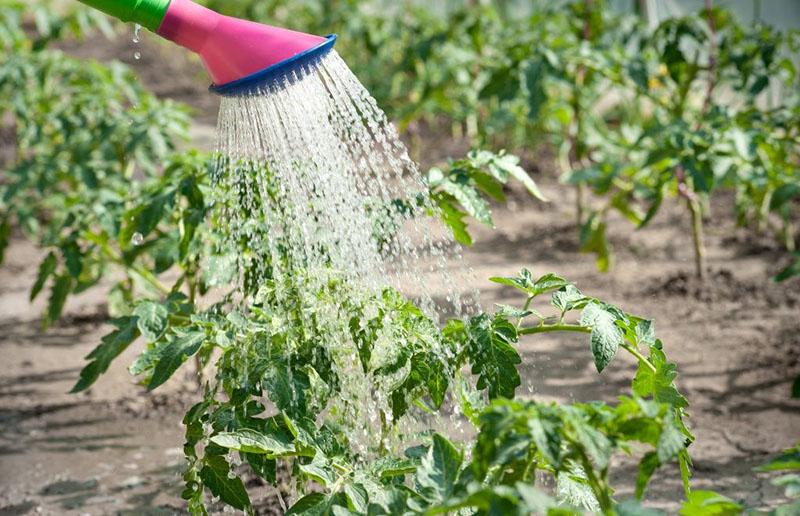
[621,343,657,373]
[518,323,591,335]
[688,197,706,279]
[784,219,796,253]
[88,232,171,295]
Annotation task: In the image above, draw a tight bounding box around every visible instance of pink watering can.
[77,0,336,96]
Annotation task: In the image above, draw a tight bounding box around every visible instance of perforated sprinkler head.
[77,0,337,96]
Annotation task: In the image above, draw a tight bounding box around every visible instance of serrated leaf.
[44,274,72,327]
[556,464,600,512]
[657,412,686,463]
[287,492,347,515]
[493,151,548,202]
[147,330,205,390]
[133,301,169,341]
[569,412,612,470]
[199,455,250,511]
[416,433,463,503]
[210,427,295,457]
[467,314,521,399]
[344,483,368,513]
[371,457,417,479]
[552,284,587,312]
[72,316,140,392]
[632,347,688,408]
[62,242,82,278]
[528,407,562,467]
[580,302,622,373]
[299,453,337,487]
[438,183,492,225]
[31,251,57,301]
[635,320,656,346]
[435,197,473,246]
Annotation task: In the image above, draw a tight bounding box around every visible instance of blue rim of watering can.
[209,34,337,97]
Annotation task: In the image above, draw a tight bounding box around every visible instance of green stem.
[621,342,657,373]
[89,233,171,295]
[518,323,591,335]
[688,197,706,279]
[516,295,535,330]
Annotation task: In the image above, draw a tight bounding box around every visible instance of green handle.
[77,0,172,32]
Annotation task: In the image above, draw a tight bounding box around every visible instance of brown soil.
[2,30,799,515]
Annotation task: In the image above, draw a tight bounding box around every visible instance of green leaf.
[579,215,613,272]
[632,347,688,408]
[133,301,169,341]
[71,316,140,392]
[527,407,562,467]
[148,330,206,390]
[678,490,742,516]
[62,241,82,278]
[579,302,623,373]
[245,453,277,484]
[467,314,521,399]
[344,483,368,513]
[210,427,295,457]
[490,269,563,297]
[31,251,57,301]
[199,455,250,511]
[298,453,337,487]
[636,452,660,499]
[552,284,587,312]
[774,254,800,282]
[657,412,686,463]
[755,446,800,472]
[371,457,417,479]
[437,183,492,225]
[416,433,463,503]
[435,197,473,246]
[556,464,600,512]
[492,151,548,202]
[45,274,72,327]
[287,493,347,515]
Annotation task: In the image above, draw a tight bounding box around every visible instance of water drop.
[132,24,141,43]
[133,51,141,60]
[131,232,144,246]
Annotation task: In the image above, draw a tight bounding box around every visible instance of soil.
[2,29,799,515]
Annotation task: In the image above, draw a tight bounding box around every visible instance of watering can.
[76,0,336,95]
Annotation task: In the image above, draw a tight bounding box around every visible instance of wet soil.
[2,29,799,515]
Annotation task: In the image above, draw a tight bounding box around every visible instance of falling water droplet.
[131,232,144,246]
[132,24,141,43]
[133,51,141,60]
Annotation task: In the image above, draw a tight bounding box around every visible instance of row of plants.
[198,0,800,281]
[1,1,797,514]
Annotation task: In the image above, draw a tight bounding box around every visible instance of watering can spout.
[76,0,335,94]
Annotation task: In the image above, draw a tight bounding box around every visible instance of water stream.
[213,50,478,454]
